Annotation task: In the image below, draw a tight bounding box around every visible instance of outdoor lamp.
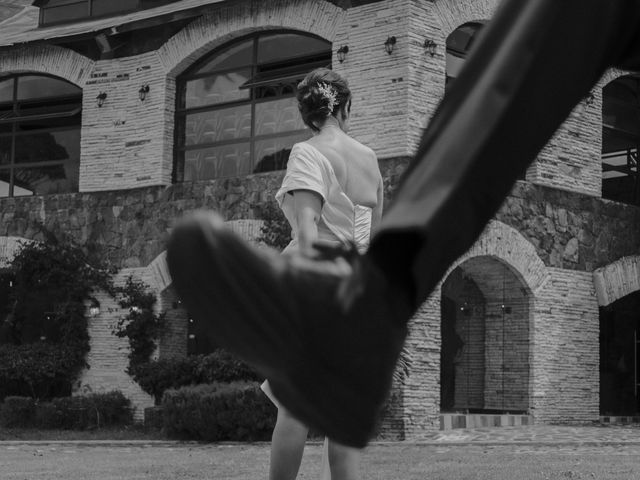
[337,45,349,63]
[89,298,101,317]
[384,36,396,54]
[96,91,107,107]
[424,38,437,56]
[139,84,150,101]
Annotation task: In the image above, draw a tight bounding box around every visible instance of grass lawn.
[0,424,166,442]
[2,442,640,479]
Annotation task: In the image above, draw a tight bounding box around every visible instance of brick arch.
[158,0,346,77]
[445,220,549,295]
[0,45,93,87]
[0,236,34,269]
[147,219,267,292]
[432,0,498,36]
[599,67,636,88]
[593,255,640,306]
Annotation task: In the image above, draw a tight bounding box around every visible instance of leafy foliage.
[0,234,113,400]
[130,350,260,403]
[112,277,166,377]
[162,382,276,441]
[255,201,291,251]
[0,391,133,429]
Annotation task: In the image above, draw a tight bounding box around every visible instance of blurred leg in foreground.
[167,0,640,449]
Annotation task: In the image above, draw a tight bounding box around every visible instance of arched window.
[446,21,486,86]
[0,74,82,198]
[602,75,640,206]
[174,31,331,182]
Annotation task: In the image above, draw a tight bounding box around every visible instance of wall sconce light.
[584,92,595,106]
[336,45,349,63]
[96,91,107,107]
[89,298,101,317]
[423,38,437,57]
[384,36,396,55]
[138,84,150,101]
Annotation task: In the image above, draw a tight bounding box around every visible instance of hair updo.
[297,68,352,132]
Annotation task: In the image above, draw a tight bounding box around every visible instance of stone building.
[0,0,638,438]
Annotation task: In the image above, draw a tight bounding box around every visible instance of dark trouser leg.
[369,0,640,309]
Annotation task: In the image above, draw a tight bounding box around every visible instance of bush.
[0,343,77,401]
[2,234,114,401]
[0,396,36,428]
[162,382,276,441]
[132,350,261,403]
[196,350,261,384]
[0,391,133,430]
[132,357,199,403]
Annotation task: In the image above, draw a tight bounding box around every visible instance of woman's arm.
[371,174,384,237]
[292,189,323,257]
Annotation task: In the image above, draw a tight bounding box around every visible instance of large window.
[0,74,82,198]
[36,0,178,26]
[174,32,331,182]
[602,75,640,206]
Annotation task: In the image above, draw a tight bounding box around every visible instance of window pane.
[184,143,251,180]
[0,169,11,197]
[41,2,88,24]
[258,34,330,64]
[0,78,14,104]
[253,131,312,174]
[446,23,484,57]
[17,76,81,101]
[14,128,80,165]
[184,69,250,108]
[92,0,138,16]
[184,105,251,146]
[194,40,253,74]
[255,98,306,136]
[12,162,79,197]
[0,136,10,165]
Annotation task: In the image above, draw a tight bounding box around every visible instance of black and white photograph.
[1,0,640,478]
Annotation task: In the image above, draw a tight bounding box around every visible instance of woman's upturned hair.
[297,68,352,132]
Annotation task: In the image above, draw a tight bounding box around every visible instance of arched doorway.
[441,256,531,413]
[600,290,640,415]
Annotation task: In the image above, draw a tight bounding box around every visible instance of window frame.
[173,30,331,183]
[601,75,640,206]
[36,0,178,27]
[0,73,82,198]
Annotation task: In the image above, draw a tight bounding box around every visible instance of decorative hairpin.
[317,82,337,116]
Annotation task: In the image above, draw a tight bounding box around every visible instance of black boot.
[167,211,413,448]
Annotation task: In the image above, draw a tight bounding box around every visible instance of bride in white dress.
[262,68,383,480]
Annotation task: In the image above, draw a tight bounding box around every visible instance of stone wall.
[2,178,636,272]
[530,268,600,423]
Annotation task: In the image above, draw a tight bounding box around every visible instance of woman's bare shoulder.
[347,137,377,161]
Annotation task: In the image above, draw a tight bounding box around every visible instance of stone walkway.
[398,424,640,445]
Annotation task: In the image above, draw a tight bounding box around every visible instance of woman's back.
[304,126,380,209]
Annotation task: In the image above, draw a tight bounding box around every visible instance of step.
[440,413,533,430]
